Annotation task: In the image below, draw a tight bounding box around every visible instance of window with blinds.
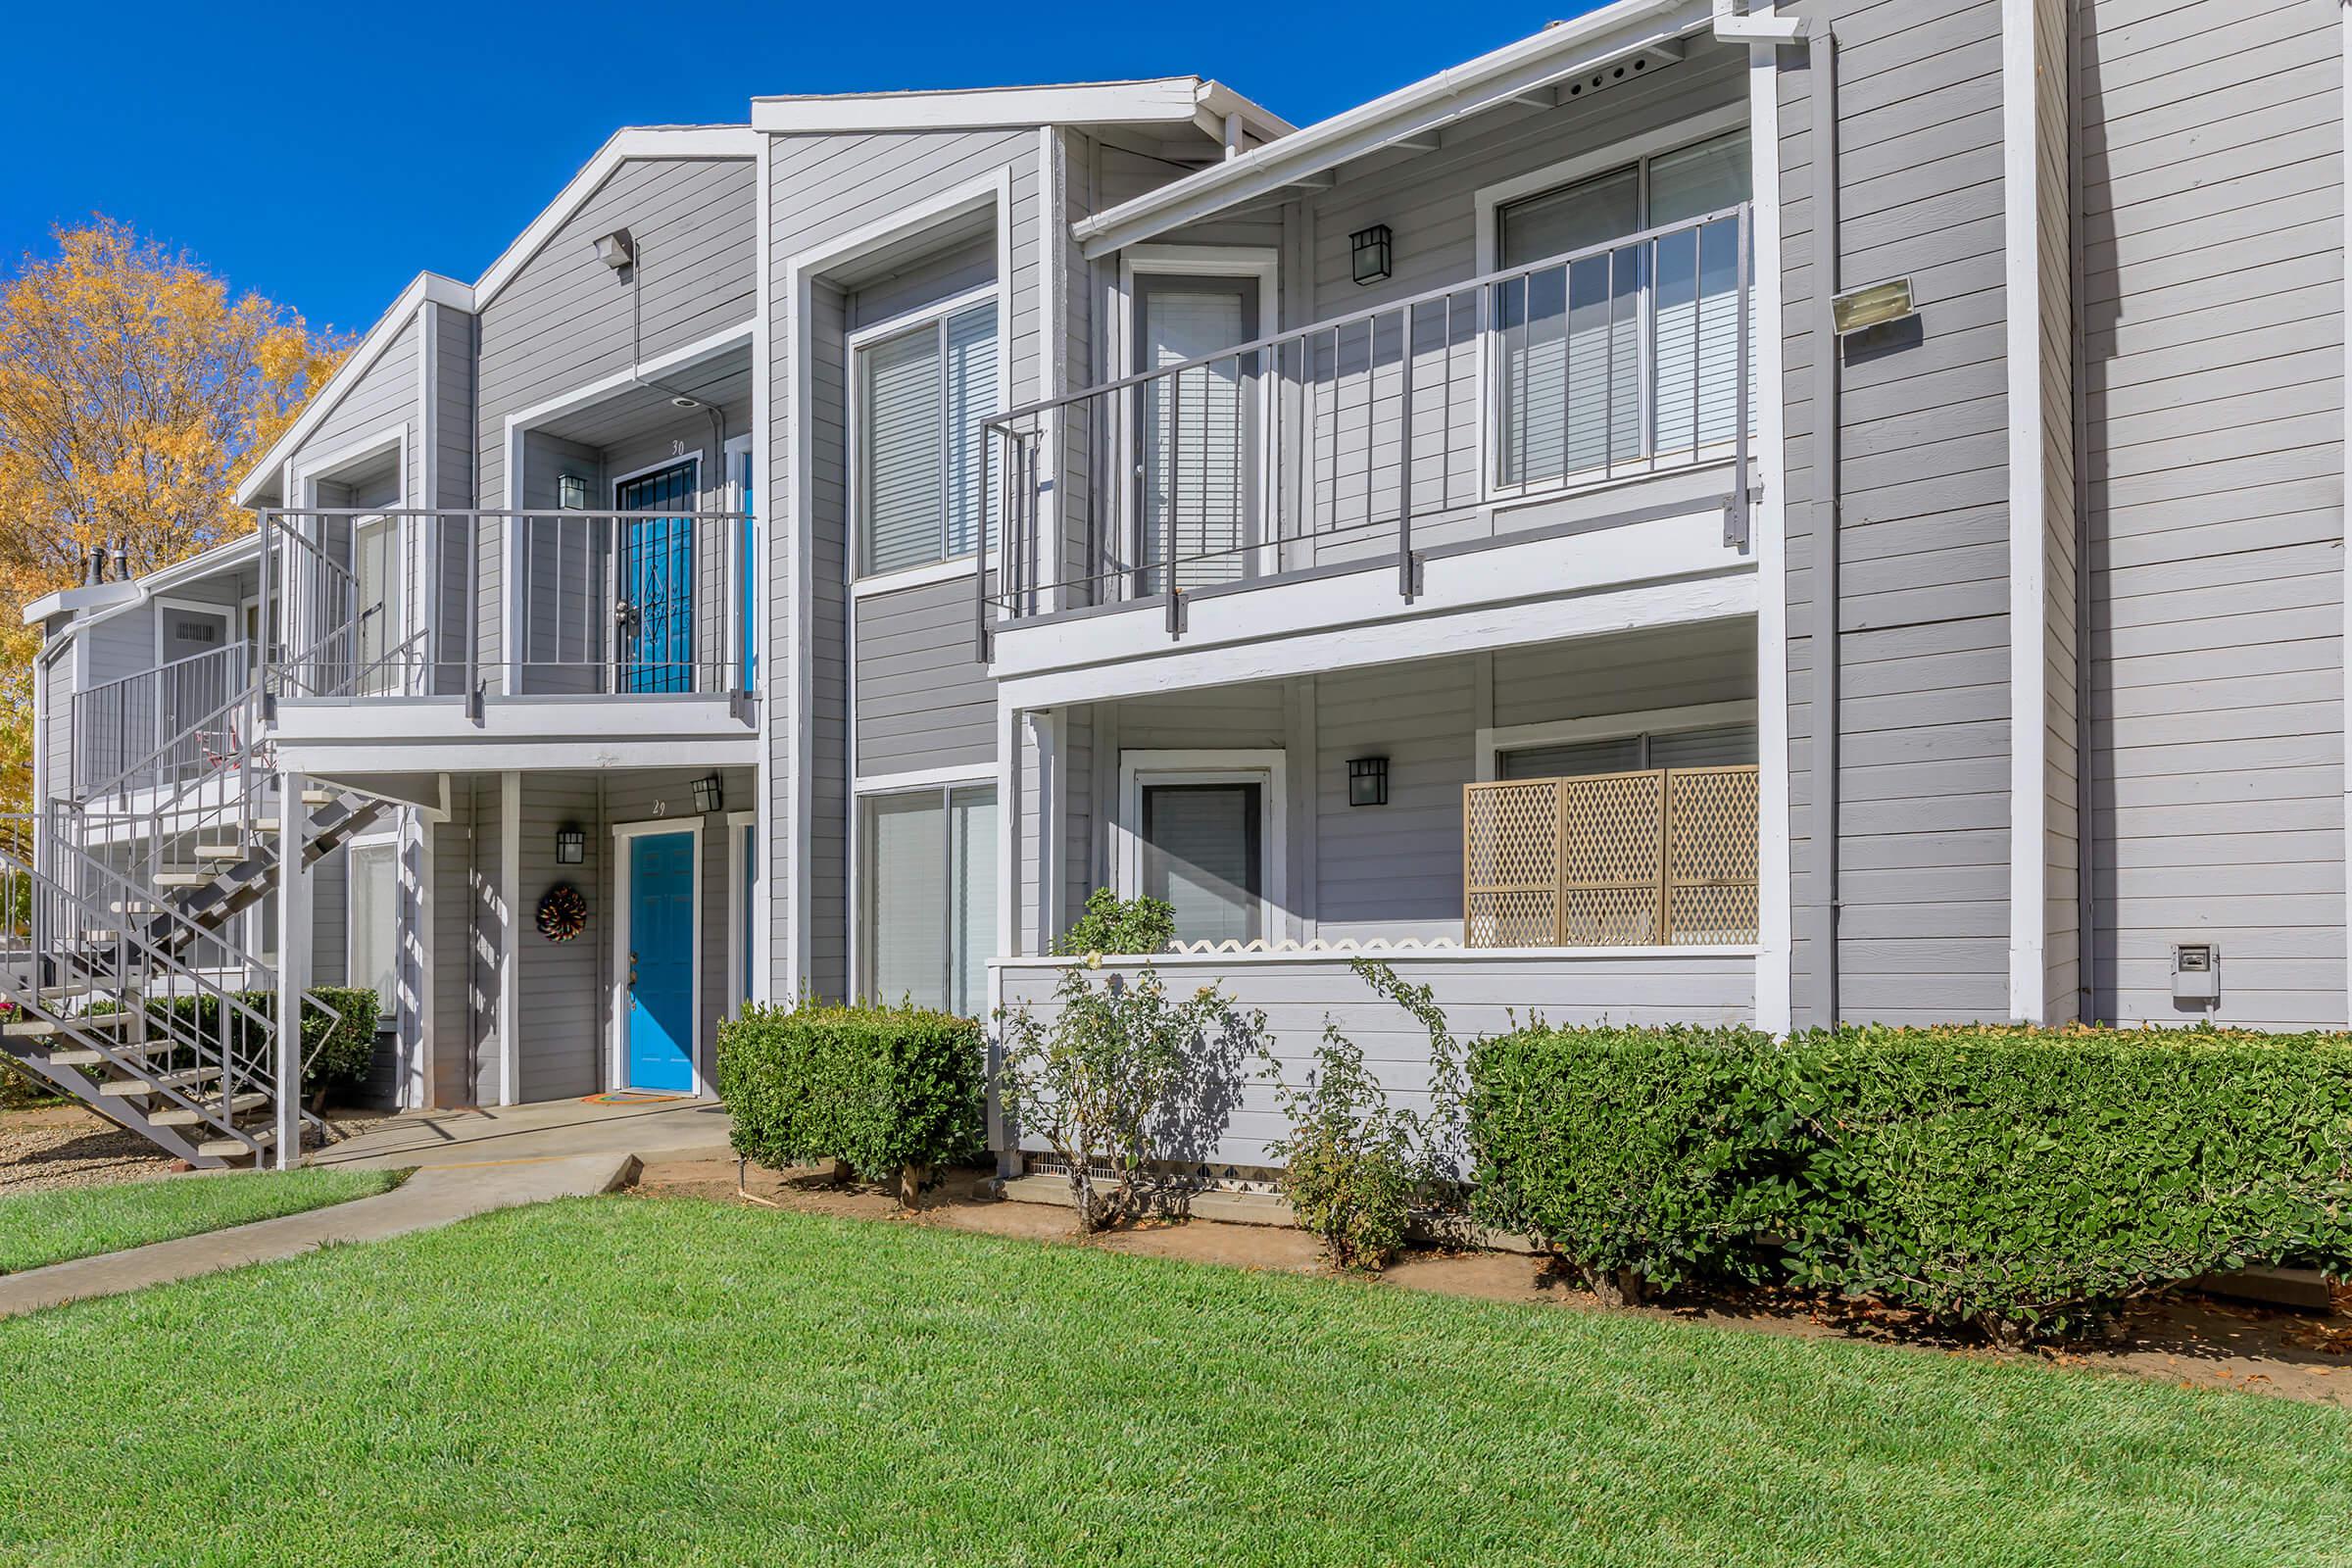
[862,783,997,1016]
[347,841,398,1025]
[1500,721,1758,780]
[858,299,1000,576]
[1493,128,1750,490]
[1141,781,1263,945]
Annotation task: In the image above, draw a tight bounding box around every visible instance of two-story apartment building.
[13,0,2343,1179]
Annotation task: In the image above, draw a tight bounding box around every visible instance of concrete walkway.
[0,1152,634,1320]
[0,1097,738,1320]
[312,1097,735,1171]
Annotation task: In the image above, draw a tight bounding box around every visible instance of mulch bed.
[632,1153,2352,1409]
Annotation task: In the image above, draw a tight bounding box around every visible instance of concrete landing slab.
[311,1097,734,1171]
[0,1152,634,1320]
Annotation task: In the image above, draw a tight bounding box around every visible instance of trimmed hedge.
[716,1002,985,1201]
[1470,1021,2352,1336]
[83,987,381,1097]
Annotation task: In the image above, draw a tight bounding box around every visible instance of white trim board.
[783,166,1017,1000]
[1112,749,1290,946]
[610,814,710,1099]
[2002,0,2047,1025]
[724,808,757,1019]
[750,77,1290,140]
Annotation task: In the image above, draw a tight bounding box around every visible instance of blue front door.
[615,460,697,693]
[626,831,697,1092]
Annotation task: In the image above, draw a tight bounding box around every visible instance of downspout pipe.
[1808,23,1840,1030]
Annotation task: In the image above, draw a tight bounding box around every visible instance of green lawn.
[1,1199,2346,1567]
[0,1167,399,1275]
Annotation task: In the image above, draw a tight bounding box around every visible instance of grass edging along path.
[0,1168,401,1276]
[5,1199,2349,1567]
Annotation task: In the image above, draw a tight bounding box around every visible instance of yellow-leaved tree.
[0,219,347,809]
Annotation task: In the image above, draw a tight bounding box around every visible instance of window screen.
[858,299,999,575]
[1500,721,1758,780]
[347,842,398,1025]
[861,783,997,1016]
[1141,782,1262,945]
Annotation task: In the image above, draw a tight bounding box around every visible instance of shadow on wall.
[1151,1002,1261,1167]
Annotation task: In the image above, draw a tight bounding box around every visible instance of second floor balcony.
[981,205,1756,687]
[257,504,758,771]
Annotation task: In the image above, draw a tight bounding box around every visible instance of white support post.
[274,771,312,1169]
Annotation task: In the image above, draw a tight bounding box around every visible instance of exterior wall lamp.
[691,774,725,814]
[1349,224,1393,286]
[555,825,586,865]
[594,227,635,271]
[1348,757,1390,807]
[558,473,589,511]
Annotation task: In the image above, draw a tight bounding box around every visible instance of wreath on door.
[537,883,589,943]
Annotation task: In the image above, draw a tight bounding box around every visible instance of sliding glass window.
[861,783,997,1016]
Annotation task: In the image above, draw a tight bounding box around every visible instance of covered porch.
[994,614,1770,1175]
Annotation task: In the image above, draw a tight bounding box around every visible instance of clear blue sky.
[7,0,1592,335]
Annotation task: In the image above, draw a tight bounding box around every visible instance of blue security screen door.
[615,459,698,693]
[626,831,697,1092]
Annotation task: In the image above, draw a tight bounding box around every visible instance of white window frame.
[724,807,757,1016]
[851,763,1000,1013]
[610,814,708,1098]
[1475,698,1759,781]
[151,595,234,668]
[1114,247,1283,586]
[344,827,402,1035]
[1471,103,1752,507]
[1113,749,1288,947]
[846,282,1004,590]
[290,423,413,670]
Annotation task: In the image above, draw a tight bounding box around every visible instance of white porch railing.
[980,204,1751,647]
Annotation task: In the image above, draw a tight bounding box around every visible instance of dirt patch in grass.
[634,1152,2352,1409]
[0,1104,393,1197]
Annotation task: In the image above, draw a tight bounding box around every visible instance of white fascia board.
[995,524,1756,710]
[752,77,1236,134]
[22,580,139,626]
[469,124,760,310]
[1070,0,1707,258]
[233,274,468,508]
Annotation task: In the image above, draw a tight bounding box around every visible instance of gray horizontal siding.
[517,774,601,1100]
[1781,0,2013,1028]
[856,577,997,775]
[999,952,1753,1165]
[2080,0,2346,1030]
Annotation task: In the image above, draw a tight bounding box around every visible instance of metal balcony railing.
[258,509,755,703]
[70,641,250,804]
[980,204,1751,646]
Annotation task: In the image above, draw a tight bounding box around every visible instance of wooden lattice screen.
[1462,765,1759,948]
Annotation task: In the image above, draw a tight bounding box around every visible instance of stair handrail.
[1,832,283,1147]
[69,641,251,807]
[44,796,365,1082]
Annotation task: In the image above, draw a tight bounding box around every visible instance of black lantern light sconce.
[1349,224,1393,286]
[1347,756,1390,808]
[691,773,725,814]
[557,473,589,511]
[555,824,586,865]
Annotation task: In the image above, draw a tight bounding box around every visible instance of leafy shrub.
[1470,1023,1799,1301]
[1468,1019,2352,1336]
[716,1001,984,1206]
[1054,889,1176,957]
[1784,1024,2352,1340]
[997,961,1258,1230]
[1265,1020,1419,1270]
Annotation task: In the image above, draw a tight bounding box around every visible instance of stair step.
[50,1036,175,1067]
[153,1092,269,1127]
[37,983,92,1003]
[4,1010,134,1039]
[301,790,334,807]
[108,901,161,915]
[79,929,122,945]
[154,870,215,888]
[198,1127,274,1159]
[194,843,253,861]
[100,1065,220,1097]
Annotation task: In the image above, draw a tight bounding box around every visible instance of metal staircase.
[5,642,392,1167]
